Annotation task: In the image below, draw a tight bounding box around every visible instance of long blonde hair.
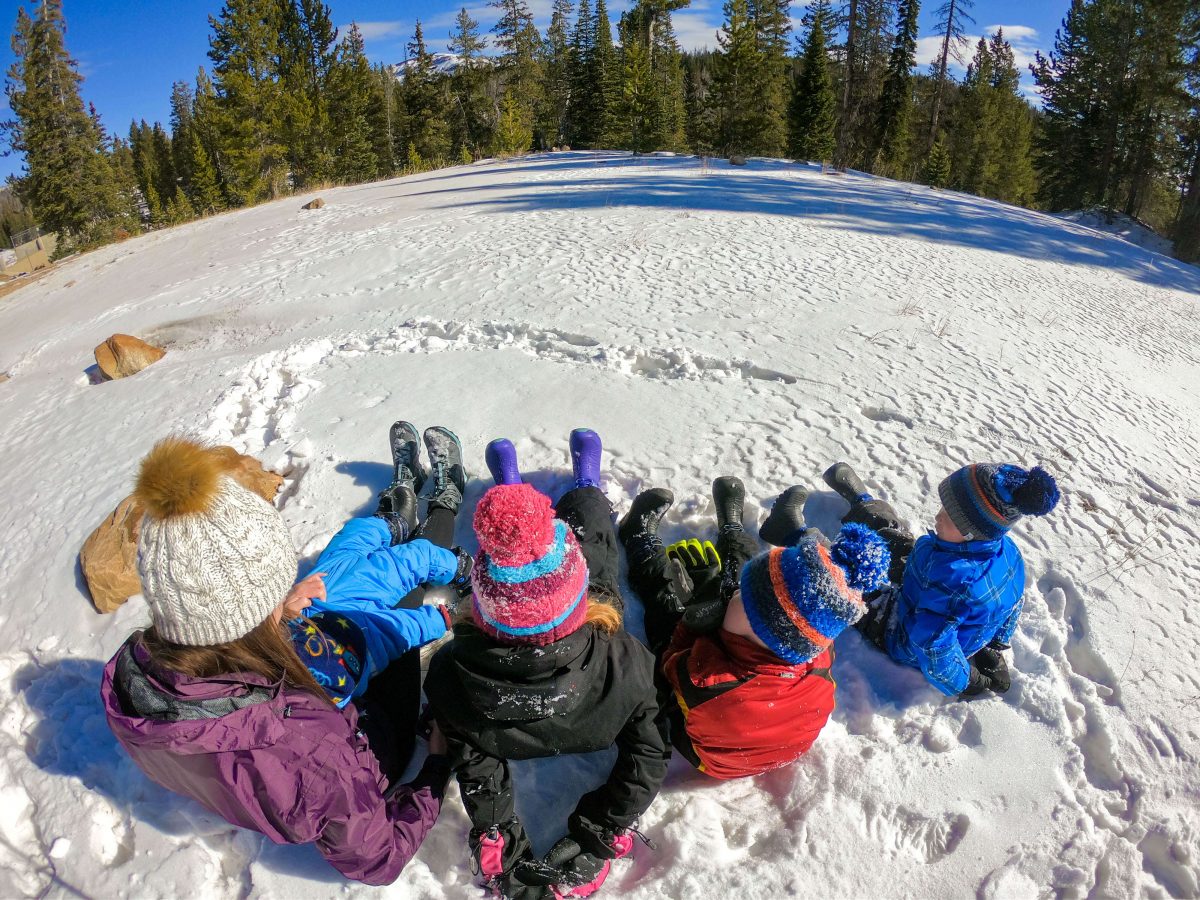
[456,596,623,636]
[141,617,332,704]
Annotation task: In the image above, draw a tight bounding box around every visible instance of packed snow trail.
[0,153,1197,899]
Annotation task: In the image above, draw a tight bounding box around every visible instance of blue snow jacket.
[884,532,1026,696]
[305,517,459,697]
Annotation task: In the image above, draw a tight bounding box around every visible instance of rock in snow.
[93,333,165,380]
[302,198,325,210]
[0,152,1197,899]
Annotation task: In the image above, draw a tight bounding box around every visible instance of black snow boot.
[823,461,872,506]
[618,487,674,565]
[424,426,466,513]
[375,484,418,545]
[824,461,912,540]
[759,485,810,547]
[712,476,746,534]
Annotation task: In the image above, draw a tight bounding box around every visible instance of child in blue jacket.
[816,460,1060,699]
[286,422,474,775]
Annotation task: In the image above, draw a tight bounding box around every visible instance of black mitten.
[959,662,994,698]
[971,645,1011,693]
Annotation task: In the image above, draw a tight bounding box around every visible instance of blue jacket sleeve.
[315,518,459,608]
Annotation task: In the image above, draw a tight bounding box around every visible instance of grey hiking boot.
[389,420,427,492]
[424,426,466,513]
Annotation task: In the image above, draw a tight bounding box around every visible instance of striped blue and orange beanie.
[471,483,590,646]
[938,463,1060,541]
[740,524,890,664]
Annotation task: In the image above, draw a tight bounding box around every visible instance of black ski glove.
[960,662,995,697]
[971,645,1011,693]
[667,538,726,634]
[449,547,474,598]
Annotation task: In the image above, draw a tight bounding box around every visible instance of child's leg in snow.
[354,656,422,784]
[393,506,457,610]
[716,528,760,600]
[554,486,622,607]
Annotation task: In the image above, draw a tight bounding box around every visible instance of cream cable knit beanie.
[134,438,298,646]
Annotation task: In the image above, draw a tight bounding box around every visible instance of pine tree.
[187,131,224,213]
[749,0,790,156]
[564,0,597,146]
[873,0,920,178]
[683,53,717,153]
[329,22,379,183]
[207,0,289,203]
[711,0,774,156]
[788,9,837,161]
[610,15,658,151]
[277,0,339,187]
[401,21,452,164]
[495,88,534,155]
[490,0,545,146]
[922,135,951,186]
[169,81,196,192]
[543,0,574,145]
[4,1,128,240]
[593,0,620,145]
[927,0,974,146]
[189,67,228,207]
[448,7,490,156]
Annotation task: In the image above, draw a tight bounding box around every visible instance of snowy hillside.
[1,152,1198,899]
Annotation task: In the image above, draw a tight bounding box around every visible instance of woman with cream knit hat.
[101,432,466,885]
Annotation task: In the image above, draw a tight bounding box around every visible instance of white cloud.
[342,20,408,41]
[673,10,722,51]
[916,24,1043,81]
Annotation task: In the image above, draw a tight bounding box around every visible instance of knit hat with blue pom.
[739,523,890,665]
[939,463,1060,541]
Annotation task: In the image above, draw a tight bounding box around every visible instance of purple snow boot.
[569,428,603,490]
[485,438,522,485]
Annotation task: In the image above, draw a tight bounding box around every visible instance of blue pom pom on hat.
[938,463,1060,541]
[739,524,891,665]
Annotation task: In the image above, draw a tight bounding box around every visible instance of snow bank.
[1,152,1198,898]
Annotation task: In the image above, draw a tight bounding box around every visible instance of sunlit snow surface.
[1,153,1198,899]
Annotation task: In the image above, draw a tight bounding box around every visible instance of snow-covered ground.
[1,152,1198,899]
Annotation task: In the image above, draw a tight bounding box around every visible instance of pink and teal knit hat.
[471,483,590,646]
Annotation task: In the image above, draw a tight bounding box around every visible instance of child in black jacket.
[424,430,666,900]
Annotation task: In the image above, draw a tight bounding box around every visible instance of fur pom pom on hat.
[471,483,589,646]
[939,463,1060,541]
[135,437,298,646]
[739,524,890,665]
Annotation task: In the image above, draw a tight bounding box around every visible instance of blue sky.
[0,0,1069,182]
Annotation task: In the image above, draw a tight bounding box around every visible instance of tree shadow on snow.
[403,154,1200,293]
[14,658,343,883]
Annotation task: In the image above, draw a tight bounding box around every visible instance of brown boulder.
[729,155,747,166]
[80,496,143,613]
[302,198,325,210]
[94,334,166,380]
[81,448,284,613]
[211,445,286,502]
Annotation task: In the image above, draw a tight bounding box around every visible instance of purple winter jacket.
[101,633,449,885]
